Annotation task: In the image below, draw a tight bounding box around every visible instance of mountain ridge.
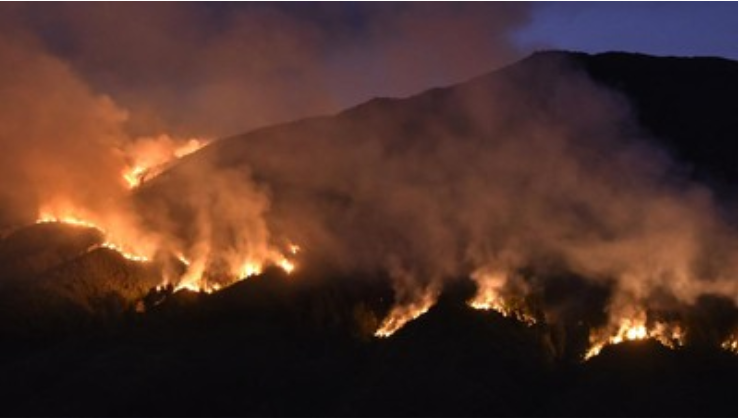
[0,50,735,416]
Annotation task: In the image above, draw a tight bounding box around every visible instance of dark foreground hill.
[0,51,736,416]
[0,270,735,416]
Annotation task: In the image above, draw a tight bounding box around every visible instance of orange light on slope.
[585,316,685,360]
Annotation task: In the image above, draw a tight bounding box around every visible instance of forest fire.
[375,289,438,338]
[99,241,150,262]
[122,165,148,189]
[36,211,152,262]
[721,335,737,353]
[238,261,263,279]
[468,269,536,325]
[36,213,100,230]
[585,315,686,360]
[277,258,295,274]
[170,248,299,294]
[468,292,536,326]
[121,136,210,189]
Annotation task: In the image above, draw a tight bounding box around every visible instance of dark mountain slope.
[0,51,735,416]
[156,50,735,197]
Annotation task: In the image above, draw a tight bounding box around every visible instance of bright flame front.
[36,209,153,263]
[585,314,685,360]
[121,136,210,190]
[468,269,536,325]
[375,288,438,338]
[468,291,536,326]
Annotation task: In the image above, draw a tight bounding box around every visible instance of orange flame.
[36,213,99,230]
[122,165,148,189]
[171,245,300,294]
[277,257,295,274]
[36,209,152,263]
[468,291,536,326]
[121,136,210,190]
[721,335,737,353]
[468,269,535,325]
[375,287,438,338]
[585,313,685,360]
[99,241,150,262]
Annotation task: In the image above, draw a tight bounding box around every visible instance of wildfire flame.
[171,247,299,294]
[468,292,536,326]
[36,211,151,263]
[122,165,148,189]
[375,288,438,338]
[99,241,150,262]
[175,253,191,266]
[36,213,99,230]
[585,314,685,360]
[121,136,210,190]
[277,258,295,274]
[721,335,737,353]
[238,261,263,279]
[468,269,536,325]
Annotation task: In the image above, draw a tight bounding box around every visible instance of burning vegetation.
[0,45,735,365]
[585,312,686,360]
[121,136,210,190]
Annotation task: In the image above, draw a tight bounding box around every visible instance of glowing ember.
[288,243,301,255]
[721,335,738,353]
[585,316,686,360]
[278,258,295,274]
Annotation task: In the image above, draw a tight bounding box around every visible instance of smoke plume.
[144,54,736,336]
[0,4,734,347]
[1,3,530,137]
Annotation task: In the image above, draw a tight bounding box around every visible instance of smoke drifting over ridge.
[0,34,128,225]
[0,4,734,352]
[163,54,734,339]
[0,3,533,295]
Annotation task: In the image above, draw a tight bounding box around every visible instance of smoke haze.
[154,55,734,334]
[0,4,734,345]
[0,3,530,137]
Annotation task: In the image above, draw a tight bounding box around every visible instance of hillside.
[0,51,735,416]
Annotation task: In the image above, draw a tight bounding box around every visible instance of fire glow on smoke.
[36,211,299,293]
[36,212,152,263]
[18,90,736,359]
[31,177,737,359]
[34,135,299,295]
[122,137,210,190]
[467,269,537,326]
[375,288,438,338]
[585,313,686,360]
